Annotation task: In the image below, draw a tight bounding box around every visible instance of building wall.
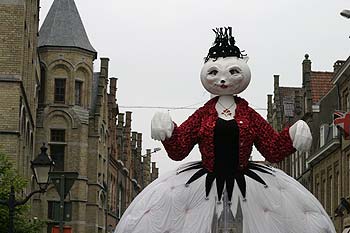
[86,58,109,233]
[105,78,158,230]
[268,54,350,232]
[0,0,39,183]
[312,149,341,230]
[332,61,350,231]
[267,74,304,176]
[0,1,158,232]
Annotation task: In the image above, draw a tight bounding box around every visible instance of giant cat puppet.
[114,27,335,233]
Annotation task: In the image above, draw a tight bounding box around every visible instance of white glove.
[151,112,174,141]
[289,120,312,152]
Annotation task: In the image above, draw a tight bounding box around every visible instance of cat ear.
[242,56,249,63]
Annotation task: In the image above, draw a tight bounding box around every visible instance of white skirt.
[114,161,335,233]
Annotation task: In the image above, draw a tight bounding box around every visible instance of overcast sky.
[40,0,349,175]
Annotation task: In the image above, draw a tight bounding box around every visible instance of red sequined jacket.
[162,96,296,172]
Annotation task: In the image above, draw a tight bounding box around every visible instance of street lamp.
[340,9,350,19]
[141,147,162,157]
[0,143,54,233]
[31,143,55,190]
[153,147,161,153]
[340,9,350,38]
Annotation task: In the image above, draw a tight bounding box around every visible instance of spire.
[39,0,97,58]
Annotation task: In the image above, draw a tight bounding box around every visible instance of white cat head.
[200,56,251,96]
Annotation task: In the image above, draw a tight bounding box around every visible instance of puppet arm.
[251,109,296,163]
[152,108,204,161]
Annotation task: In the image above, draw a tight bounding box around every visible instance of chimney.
[95,58,109,115]
[136,133,142,181]
[143,149,152,186]
[151,162,159,181]
[137,133,142,149]
[302,54,311,87]
[131,131,137,149]
[122,124,129,163]
[333,60,345,73]
[267,94,273,124]
[125,111,132,129]
[273,75,281,131]
[100,57,109,78]
[273,75,279,92]
[109,77,118,99]
[117,113,124,127]
[302,54,312,113]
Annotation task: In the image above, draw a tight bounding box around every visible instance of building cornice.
[307,139,340,166]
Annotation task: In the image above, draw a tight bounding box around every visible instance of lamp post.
[0,143,54,233]
[49,171,78,233]
[340,9,350,42]
[340,9,350,19]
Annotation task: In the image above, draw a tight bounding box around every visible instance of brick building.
[310,57,350,232]
[0,0,158,232]
[268,54,350,232]
[106,83,159,229]
[0,0,40,182]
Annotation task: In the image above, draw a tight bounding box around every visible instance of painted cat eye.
[229,69,240,75]
[208,70,218,75]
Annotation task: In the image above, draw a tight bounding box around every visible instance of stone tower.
[34,0,108,232]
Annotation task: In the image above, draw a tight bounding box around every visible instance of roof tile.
[310,71,333,103]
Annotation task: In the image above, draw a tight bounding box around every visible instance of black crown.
[205,27,245,63]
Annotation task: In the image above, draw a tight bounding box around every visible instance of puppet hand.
[151,112,174,141]
[289,120,312,152]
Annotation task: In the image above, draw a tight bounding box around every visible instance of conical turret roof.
[39,0,97,58]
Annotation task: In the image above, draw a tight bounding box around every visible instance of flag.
[333,111,350,139]
[333,110,345,121]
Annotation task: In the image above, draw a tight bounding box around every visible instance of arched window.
[117,185,124,219]
[21,109,26,134]
[39,65,46,106]
[54,79,66,103]
[74,80,83,106]
[98,189,106,208]
[26,122,30,145]
[30,132,33,154]
[99,128,103,142]
[50,129,66,171]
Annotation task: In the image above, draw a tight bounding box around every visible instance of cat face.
[200,57,251,95]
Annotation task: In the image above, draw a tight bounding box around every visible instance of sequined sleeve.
[161,107,205,161]
[251,108,296,163]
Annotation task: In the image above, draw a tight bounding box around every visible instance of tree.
[0,153,44,233]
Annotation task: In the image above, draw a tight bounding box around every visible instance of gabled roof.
[310,71,334,104]
[38,0,97,58]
